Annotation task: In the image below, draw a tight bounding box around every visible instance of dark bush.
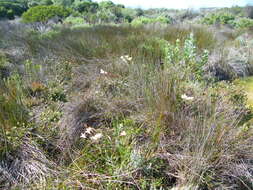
[74,0,98,13]
[0,0,27,16]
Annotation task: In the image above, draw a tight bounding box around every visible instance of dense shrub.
[64,15,84,25]
[73,0,98,13]
[202,12,235,25]
[0,74,28,157]
[22,5,71,23]
[234,17,253,28]
[0,0,27,19]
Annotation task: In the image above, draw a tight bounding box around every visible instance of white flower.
[125,55,132,61]
[90,133,103,141]
[181,94,194,101]
[86,127,94,135]
[80,133,87,139]
[100,69,108,75]
[120,55,132,62]
[120,131,127,136]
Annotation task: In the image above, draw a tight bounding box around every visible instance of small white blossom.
[100,69,108,75]
[86,127,94,135]
[80,133,87,139]
[120,55,132,62]
[90,133,103,141]
[120,131,127,136]
[181,94,194,101]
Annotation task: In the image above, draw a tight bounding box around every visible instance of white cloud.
[95,0,250,9]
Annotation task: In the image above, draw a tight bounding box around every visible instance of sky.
[95,0,253,9]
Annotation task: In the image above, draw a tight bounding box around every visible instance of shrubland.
[0,15,253,190]
[0,2,253,190]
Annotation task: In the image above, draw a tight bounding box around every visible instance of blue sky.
[96,0,252,9]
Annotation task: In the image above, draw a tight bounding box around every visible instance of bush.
[202,12,235,25]
[0,74,28,157]
[0,6,15,19]
[131,16,171,26]
[22,5,71,23]
[64,15,85,25]
[73,0,98,13]
[234,17,253,28]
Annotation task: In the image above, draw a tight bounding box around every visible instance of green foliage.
[22,5,71,23]
[0,0,27,19]
[52,0,73,7]
[137,37,168,63]
[131,16,171,26]
[0,73,28,157]
[64,15,84,24]
[165,33,209,81]
[98,0,114,9]
[73,0,98,13]
[234,17,253,28]
[26,0,53,7]
[202,12,235,25]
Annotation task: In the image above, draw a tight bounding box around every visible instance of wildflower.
[80,133,87,139]
[120,131,127,136]
[100,69,108,75]
[90,133,103,141]
[181,94,194,101]
[120,55,132,62]
[86,127,94,135]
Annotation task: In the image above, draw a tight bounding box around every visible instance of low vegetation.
[0,1,253,190]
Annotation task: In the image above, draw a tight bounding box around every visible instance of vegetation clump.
[22,5,71,23]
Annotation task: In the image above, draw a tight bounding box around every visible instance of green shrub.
[0,73,28,157]
[234,18,253,28]
[202,12,235,25]
[26,0,53,7]
[22,5,71,23]
[0,6,15,19]
[64,15,85,25]
[0,6,7,18]
[73,0,98,13]
[131,16,171,26]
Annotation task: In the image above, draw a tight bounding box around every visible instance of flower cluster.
[120,55,133,63]
[181,94,194,101]
[80,126,103,142]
